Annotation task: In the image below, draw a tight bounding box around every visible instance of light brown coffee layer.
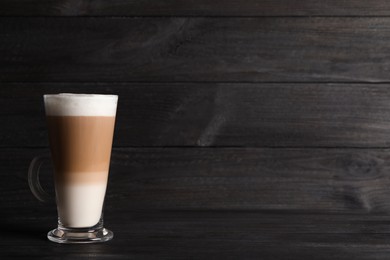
[47,116,115,184]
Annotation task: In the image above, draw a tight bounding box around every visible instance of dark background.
[2,1,390,259]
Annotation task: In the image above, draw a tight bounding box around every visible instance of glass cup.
[28,93,118,243]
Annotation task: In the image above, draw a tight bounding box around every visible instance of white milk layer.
[56,182,107,228]
[44,93,118,116]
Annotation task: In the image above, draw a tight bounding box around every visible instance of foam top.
[44,93,118,116]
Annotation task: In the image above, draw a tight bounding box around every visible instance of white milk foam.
[56,182,107,228]
[44,93,118,116]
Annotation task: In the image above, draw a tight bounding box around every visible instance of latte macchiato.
[44,94,117,228]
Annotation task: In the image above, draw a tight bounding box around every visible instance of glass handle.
[28,156,53,203]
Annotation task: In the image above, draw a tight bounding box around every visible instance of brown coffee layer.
[54,171,109,184]
[47,116,115,184]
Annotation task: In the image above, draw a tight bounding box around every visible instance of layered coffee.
[44,94,117,228]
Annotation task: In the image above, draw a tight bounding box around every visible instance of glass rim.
[44,93,118,100]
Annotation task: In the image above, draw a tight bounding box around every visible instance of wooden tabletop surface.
[4,209,390,259]
[2,148,390,259]
[3,1,390,259]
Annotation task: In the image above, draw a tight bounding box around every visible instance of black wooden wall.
[3,0,390,244]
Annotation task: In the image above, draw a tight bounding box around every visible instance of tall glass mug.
[28,93,118,243]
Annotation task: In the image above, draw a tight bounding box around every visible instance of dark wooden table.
[6,209,390,259]
[2,148,390,259]
[3,0,390,259]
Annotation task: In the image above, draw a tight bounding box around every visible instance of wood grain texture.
[3,211,390,259]
[1,0,390,16]
[2,17,390,82]
[3,147,390,213]
[3,147,390,258]
[2,83,390,148]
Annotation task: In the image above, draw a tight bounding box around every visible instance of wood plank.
[2,211,390,259]
[2,17,390,82]
[3,147,390,213]
[2,0,390,16]
[2,83,390,148]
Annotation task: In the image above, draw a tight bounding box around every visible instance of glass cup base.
[47,226,113,244]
